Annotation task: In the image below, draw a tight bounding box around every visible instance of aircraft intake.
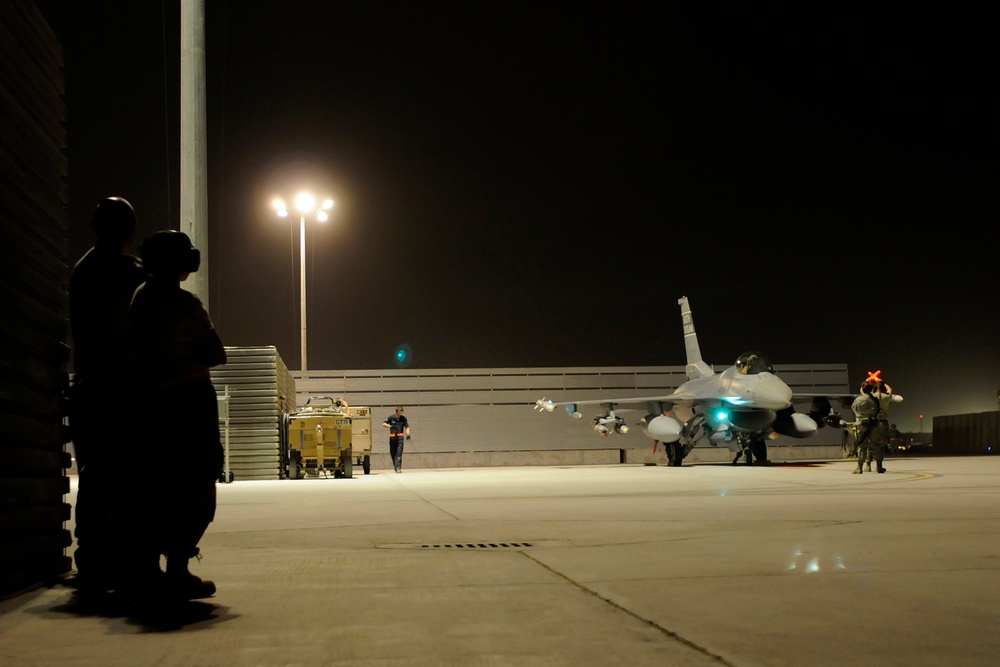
[727,409,777,432]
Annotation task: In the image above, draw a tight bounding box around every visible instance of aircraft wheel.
[671,443,685,467]
[362,455,371,475]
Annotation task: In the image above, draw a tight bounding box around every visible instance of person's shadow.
[46,581,238,633]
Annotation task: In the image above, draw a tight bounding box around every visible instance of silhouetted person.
[124,230,226,601]
[887,423,902,453]
[67,196,147,591]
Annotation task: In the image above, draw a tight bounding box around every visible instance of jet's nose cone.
[752,376,793,409]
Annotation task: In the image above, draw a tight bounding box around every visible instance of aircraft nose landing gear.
[733,435,769,466]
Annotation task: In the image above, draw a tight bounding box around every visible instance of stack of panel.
[210,346,296,480]
[0,2,74,596]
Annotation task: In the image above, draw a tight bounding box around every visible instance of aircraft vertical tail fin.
[678,296,713,380]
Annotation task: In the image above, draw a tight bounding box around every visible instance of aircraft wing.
[788,392,857,428]
[534,395,682,413]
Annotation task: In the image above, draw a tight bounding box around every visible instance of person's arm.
[197,326,227,368]
[191,296,227,367]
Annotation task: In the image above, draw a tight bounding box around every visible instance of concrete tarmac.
[2,456,999,666]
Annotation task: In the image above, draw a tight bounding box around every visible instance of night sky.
[35,2,997,431]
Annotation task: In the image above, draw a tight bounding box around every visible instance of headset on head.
[139,230,201,275]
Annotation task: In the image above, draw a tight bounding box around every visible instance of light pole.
[273,192,334,372]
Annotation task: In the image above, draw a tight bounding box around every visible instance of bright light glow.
[274,192,334,222]
[270,188,336,374]
[294,192,316,214]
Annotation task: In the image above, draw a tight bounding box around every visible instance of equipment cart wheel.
[341,455,353,479]
[362,455,371,475]
[288,450,303,480]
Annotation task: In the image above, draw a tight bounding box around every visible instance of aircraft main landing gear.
[666,442,685,467]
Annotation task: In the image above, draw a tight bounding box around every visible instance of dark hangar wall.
[0,0,73,598]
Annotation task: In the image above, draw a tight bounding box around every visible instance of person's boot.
[853,462,863,474]
[114,556,166,606]
[165,555,216,600]
[877,463,886,473]
[72,547,118,594]
[864,462,872,472]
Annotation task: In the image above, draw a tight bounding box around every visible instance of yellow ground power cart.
[281,396,373,478]
[348,405,373,475]
[283,396,353,479]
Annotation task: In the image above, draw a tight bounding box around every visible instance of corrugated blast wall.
[0,0,73,598]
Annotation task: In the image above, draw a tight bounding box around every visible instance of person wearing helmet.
[124,230,227,602]
[67,196,148,592]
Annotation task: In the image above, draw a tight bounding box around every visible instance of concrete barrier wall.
[932,411,1000,454]
[361,444,848,471]
[292,364,852,466]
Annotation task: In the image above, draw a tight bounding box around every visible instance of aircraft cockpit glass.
[735,352,773,375]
